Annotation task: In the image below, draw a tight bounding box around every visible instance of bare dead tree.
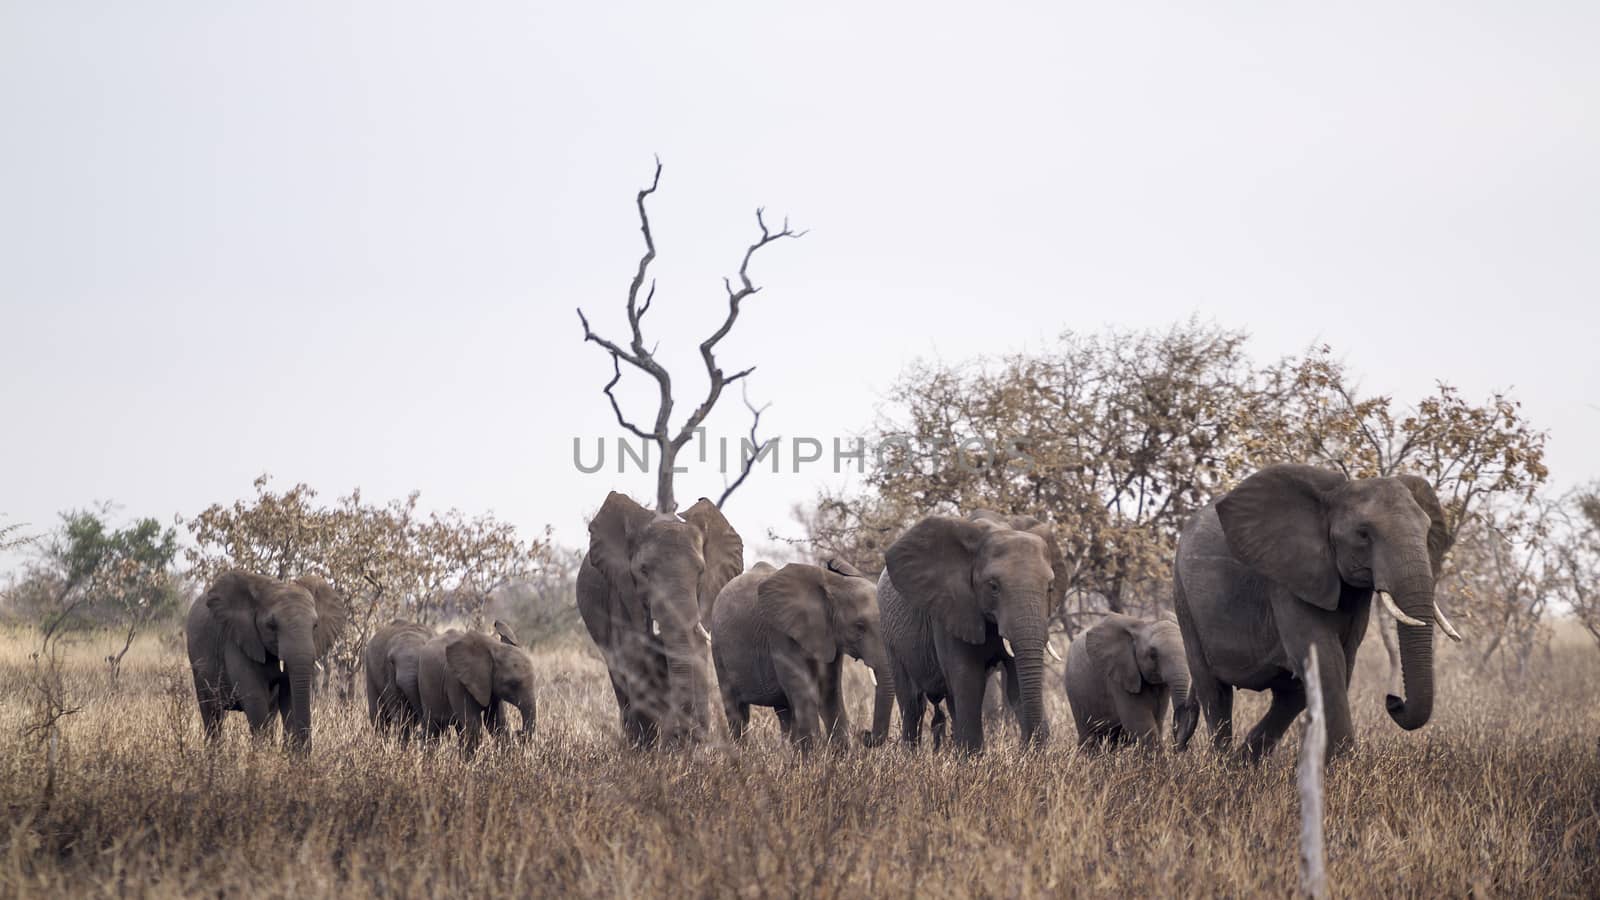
[577,158,803,513]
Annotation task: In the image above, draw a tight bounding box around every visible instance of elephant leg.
[1241,679,1307,761]
[725,699,751,742]
[238,671,278,742]
[1308,642,1356,760]
[930,699,947,750]
[895,658,926,745]
[1186,652,1234,752]
[819,658,850,749]
[774,657,821,750]
[191,667,226,743]
[944,654,988,753]
[1110,691,1162,750]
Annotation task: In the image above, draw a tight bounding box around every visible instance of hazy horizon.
[3,2,1597,561]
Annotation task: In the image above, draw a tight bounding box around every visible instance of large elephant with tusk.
[879,509,1068,752]
[1174,464,1458,765]
[577,492,743,747]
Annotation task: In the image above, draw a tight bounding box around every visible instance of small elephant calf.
[364,620,435,742]
[711,559,895,749]
[1064,614,1197,750]
[413,624,538,755]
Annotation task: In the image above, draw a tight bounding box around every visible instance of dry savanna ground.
[2,623,1598,898]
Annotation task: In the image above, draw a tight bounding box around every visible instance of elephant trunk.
[516,695,537,740]
[1384,572,1437,731]
[860,639,896,746]
[1160,652,1197,749]
[665,630,708,744]
[284,637,317,753]
[1004,601,1049,747]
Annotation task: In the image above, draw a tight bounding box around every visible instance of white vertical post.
[1298,644,1328,899]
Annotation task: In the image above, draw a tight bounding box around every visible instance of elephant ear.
[885,516,991,644]
[587,492,655,594]
[757,564,836,662]
[293,575,348,659]
[681,498,744,624]
[203,570,269,664]
[1086,616,1142,694]
[1215,464,1347,612]
[445,633,494,708]
[1395,475,1454,578]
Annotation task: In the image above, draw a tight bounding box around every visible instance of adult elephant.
[578,492,743,747]
[1064,614,1195,750]
[1175,463,1457,763]
[711,559,895,749]
[880,511,1065,752]
[186,570,348,752]
[416,629,538,754]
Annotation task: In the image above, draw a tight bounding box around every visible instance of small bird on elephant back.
[577,492,743,748]
[1174,463,1458,767]
[185,570,349,753]
[710,557,896,750]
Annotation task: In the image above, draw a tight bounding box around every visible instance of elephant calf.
[417,627,538,755]
[1064,614,1195,750]
[364,620,435,741]
[711,559,895,749]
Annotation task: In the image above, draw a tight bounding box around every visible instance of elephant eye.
[1356,526,1371,542]
[987,578,1001,594]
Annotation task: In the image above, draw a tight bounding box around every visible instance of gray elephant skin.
[364,620,434,741]
[185,570,348,752]
[880,511,1067,752]
[1064,614,1193,749]
[416,627,538,754]
[711,559,895,749]
[578,492,744,747]
[1175,463,1453,762]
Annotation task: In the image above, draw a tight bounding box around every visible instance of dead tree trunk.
[1298,644,1328,899]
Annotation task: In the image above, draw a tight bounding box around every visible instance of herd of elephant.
[184,463,1457,765]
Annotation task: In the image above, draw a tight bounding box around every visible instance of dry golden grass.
[1,624,1597,898]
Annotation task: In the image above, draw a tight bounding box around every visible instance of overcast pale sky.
[2,2,1596,561]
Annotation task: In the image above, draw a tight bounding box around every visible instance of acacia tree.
[797,322,1548,643]
[576,159,801,513]
[1552,486,1600,652]
[186,475,553,689]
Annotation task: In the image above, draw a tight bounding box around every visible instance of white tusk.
[695,622,713,644]
[1002,638,1014,658]
[1433,603,1463,643]
[867,668,878,687]
[1046,642,1063,662]
[651,620,662,636]
[1378,591,1427,627]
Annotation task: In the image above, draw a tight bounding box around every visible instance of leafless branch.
[718,384,774,509]
[674,208,804,451]
[600,354,655,442]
